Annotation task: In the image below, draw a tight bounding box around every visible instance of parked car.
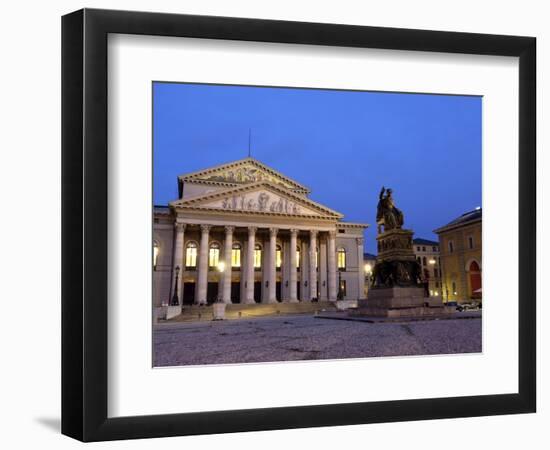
[457,301,482,312]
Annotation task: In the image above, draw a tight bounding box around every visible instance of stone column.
[221,226,234,304]
[357,237,365,300]
[244,226,257,304]
[319,236,328,301]
[195,224,211,305]
[327,230,337,301]
[171,223,186,304]
[288,229,298,302]
[309,230,318,301]
[267,228,278,303]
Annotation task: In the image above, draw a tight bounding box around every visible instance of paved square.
[153,314,482,367]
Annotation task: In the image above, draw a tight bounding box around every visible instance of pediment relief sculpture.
[198,166,294,190]
[220,191,303,214]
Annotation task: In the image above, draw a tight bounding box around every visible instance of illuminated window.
[254,244,262,268]
[185,242,198,268]
[276,244,282,269]
[231,243,241,268]
[153,241,159,270]
[337,247,346,270]
[315,247,319,269]
[296,246,301,270]
[209,242,220,268]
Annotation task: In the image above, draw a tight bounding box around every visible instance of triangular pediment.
[179,157,310,194]
[170,182,342,219]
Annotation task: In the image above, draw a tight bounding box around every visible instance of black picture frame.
[62,8,536,442]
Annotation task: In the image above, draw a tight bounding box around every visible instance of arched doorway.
[469,261,482,299]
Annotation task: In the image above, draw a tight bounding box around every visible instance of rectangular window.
[434,268,438,278]
[422,246,426,251]
[276,249,282,269]
[448,240,454,253]
[231,249,241,268]
[433,246,437,252]
[209,248,220,268]
[337,250,346,270]
[296,250,300,269]
[185,247,197,268]
[254,249,262,268]
[468,236,474,249]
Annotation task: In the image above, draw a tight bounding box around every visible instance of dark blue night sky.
[153,82,481,254]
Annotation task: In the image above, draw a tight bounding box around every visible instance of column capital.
[356,237,364,245]
[310,230,318,239]
[174,223,186,232]
[269,227,279,237]
[224,225,235,234]
[200,224,212,233]
[289,228,299,237]
[328,229,337,238]
[248,226,258,234]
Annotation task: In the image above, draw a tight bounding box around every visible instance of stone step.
[168,301,337,322]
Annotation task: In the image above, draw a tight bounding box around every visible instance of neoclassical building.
[153,157,368,306]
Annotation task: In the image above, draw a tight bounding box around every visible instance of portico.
[153,157,368,307]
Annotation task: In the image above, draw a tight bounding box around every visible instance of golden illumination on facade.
[209,243,220,267]
[231,243,241,268]
[254,244,262,268]
[337,247,346,270]
[296,247,300,268]
[185,242,197,267]
[276,245,282,268]
[153,242,159,270]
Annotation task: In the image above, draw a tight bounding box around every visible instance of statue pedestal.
[351,287,454,318]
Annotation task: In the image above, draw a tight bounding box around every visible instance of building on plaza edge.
[153,157,369,306]
[412,238,442,297]
[434,208,482,303]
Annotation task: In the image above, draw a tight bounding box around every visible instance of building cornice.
[170,180,343,218]
[178,157,311,194]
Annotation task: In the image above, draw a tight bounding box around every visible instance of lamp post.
[364,263,372,297]
[428,258,436,296]
[171,265,180,306]
[337,269,343,300]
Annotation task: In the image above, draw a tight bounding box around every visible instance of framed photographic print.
[61,8,536,442]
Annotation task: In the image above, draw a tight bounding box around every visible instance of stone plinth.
[352,287,454,318]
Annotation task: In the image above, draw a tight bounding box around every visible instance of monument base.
[352,287,455,318]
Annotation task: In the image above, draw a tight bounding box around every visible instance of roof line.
[170,180,344,218]
[177,157,311,192]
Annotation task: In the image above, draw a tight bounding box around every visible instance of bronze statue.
[376,186,404,233]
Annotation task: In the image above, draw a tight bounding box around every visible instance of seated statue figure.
[376,186,404,233]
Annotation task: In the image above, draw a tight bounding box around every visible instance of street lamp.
[364,263,372,297]
[337,269,343,300]
[217,261,225,273]
[170,265,180,306]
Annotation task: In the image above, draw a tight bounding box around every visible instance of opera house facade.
[153,158,368,307]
